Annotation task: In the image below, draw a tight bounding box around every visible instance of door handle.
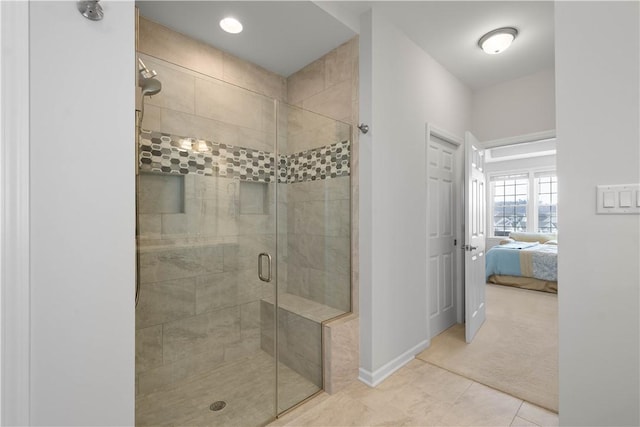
[463,245,478,251]
[258,252,272,282]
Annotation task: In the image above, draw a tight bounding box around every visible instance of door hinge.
[454,239,457,246]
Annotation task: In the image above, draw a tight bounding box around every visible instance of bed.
[485,232,558,293]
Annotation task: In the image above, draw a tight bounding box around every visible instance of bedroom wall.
[472,68,556,142]
[556,2,639,425]
[358,8,472,384]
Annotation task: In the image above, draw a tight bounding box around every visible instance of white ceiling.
[136,1,554,89]
[135,1,356,77]
[371,1,555,89]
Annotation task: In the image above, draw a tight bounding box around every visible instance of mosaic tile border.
[139,130,276,183]
[138,130,350,184]
[283,140,350,184]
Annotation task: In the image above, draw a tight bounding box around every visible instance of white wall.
[472,68,556,141]
[556,2,639,425]
[359,8,472,383]
[29,1,135,425]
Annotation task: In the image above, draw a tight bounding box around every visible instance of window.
[489,171,557,237]
[536,174,558,233]
[491,174,529,237]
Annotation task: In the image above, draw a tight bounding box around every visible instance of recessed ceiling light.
[478,27,518,55]
[220,17,243,34]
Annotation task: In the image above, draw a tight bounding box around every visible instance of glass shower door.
[276,103,352,412]
[134,55,278,426]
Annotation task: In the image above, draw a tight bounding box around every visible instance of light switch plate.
[597,184,640,214]
[619,191,632,207]
[603,191,615,208]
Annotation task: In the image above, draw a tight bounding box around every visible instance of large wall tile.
[324,236,351,276]
[287,59,325,106]
[140,104,161,132]
[138,246,202,284]
[160,108,218,141]
[161,213,187,237]
[278,309,322,387]
[195,269,262,314]
[287,234,325,271]
[138,17,223,80]
[137,243,223,284]
[325,40,352,88]
[136,325,163,374]
[137,347,225,396]
[293,199,350,237]
[302,80,352,123]
[163,306,240,363]
[195,78,263,131]
[241,300,261,336]
[288,176,351,202]
[142,57,195,115]
[223,52,286,101]
[138,213,161,239]
[222,234,275,272]
[136,277,196,329]
[323,315,359,394]
[308,268,350,312]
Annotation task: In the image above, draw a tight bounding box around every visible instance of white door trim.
[425,124,464,332]
[1,1,31,425]
[482,129,556,149]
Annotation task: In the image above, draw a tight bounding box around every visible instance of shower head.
[138,58,162,96]
[140,77,162,97]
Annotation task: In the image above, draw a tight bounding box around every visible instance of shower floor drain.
[209,401,227,412]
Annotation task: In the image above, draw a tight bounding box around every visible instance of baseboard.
[358,339,430,387]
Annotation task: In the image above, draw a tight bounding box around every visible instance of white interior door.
[427,135,458,338]
[464,131,486,343]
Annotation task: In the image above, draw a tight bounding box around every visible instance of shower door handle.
[258,253,272,282]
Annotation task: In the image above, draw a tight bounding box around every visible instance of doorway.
[422,133,559,412]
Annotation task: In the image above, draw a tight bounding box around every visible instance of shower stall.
[134,40,351,425]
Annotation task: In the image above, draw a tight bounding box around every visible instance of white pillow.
[509,232,557,243]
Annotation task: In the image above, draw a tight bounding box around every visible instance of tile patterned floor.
[136,351,319,426]
[270,358,559,427]
[136,348,559,426]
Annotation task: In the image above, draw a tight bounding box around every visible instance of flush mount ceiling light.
[220,17,243,34]
[478,27,518,55]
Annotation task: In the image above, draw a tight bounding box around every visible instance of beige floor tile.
[439,382,523,426]
[280,393,409,427]
[511,415,540,426]
[270,359,531,427]
[517,401,559,426]
[407,362,474,404]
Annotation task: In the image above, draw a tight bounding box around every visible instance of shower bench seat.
[261,293,345,324]
[260,293,346,388]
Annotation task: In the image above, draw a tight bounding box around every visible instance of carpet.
[417,284,558,412]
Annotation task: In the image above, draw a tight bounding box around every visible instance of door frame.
[425,124,464,339]
[0,1,31,424]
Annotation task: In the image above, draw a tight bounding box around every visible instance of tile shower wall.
[286,37,361,394]
[284,38,358,313]
[136,18,282,395]
[136,16,359,397]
